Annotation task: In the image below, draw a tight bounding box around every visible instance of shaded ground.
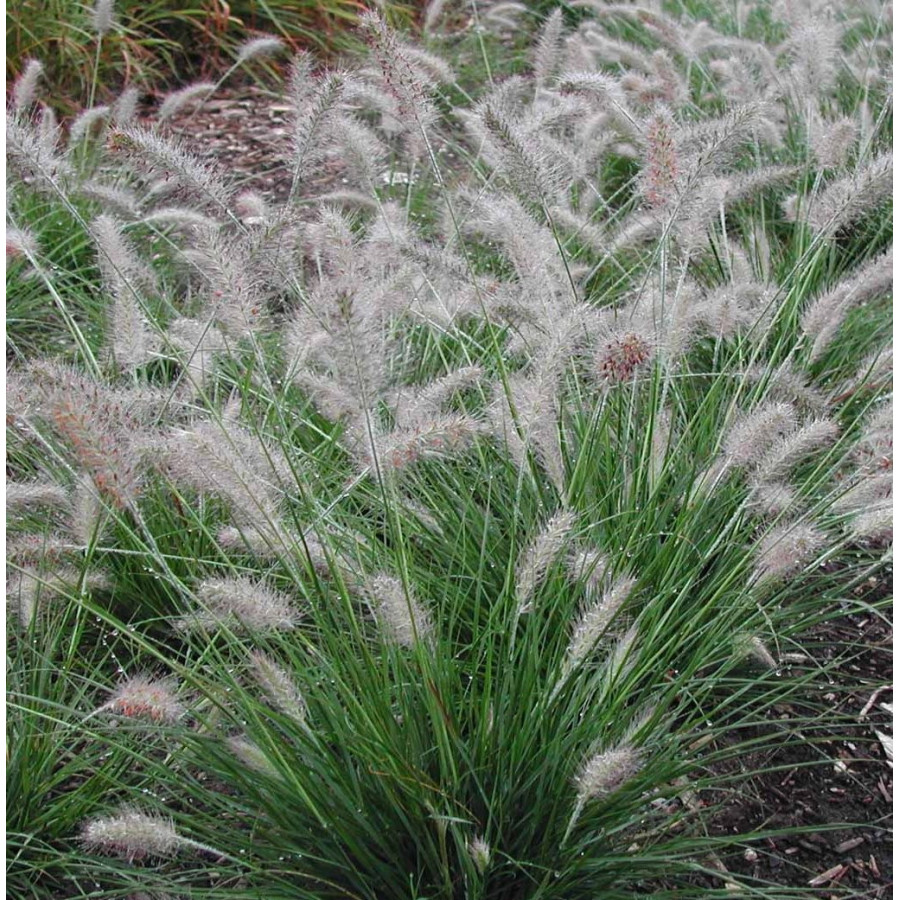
[709,607,892,897]
[144,86,893,898]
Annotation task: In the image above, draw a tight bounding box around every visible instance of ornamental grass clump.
[5,0,892,897]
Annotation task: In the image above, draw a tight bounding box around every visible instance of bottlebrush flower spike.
[366,573,433,648]
[515,510,577,614]
[94,674,185,723]
[641,112,680,209]
[249,650,307,723]
[751,520,829,586]
[177,575,302,633]
[80,805,224,862]
[80,808,181,862]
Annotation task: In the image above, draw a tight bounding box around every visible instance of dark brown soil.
[705,607,893,897]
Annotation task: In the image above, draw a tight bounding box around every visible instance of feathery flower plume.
[394,367,484,430]
[69,474,108,546]
[91,214,158,371]
[845,506,892,544]
[423,0,447,33]
[112,86,140,125]
[853,401,892,474]
[751,520,829,586]
[560,574,637,679]
[249,650,307,723]
[7,566,106,626]
[751,418,840,486]
[360,10,438,152]
[374,414,486,474]
[533,9,565,90]
[236,36,285,64]
[160,413,291,542]
[228,736,282,778]
[479,99,569,205]
[157,83,217,121]
[68,106,110,147]
[801,248,892,362]
[515,510,577,613]
[366,573,433,648]
[80,806,223,862]
[566,547,610,594]
[77,180,139,218]
[165,317,227,390]
[91,0,116,36]
[735,633,778,669]
[7,108,71,194]
[467,835,492,874]
[107,126,232,213]
[178,575,302,633]
[722,402,798,469]
[748,482,798,519]
[786,152,892,237]
[11,59,44,111]
[7,480,69,512]
[566,735,644,840]
[6,226,39,261]
[575,742,644,803]
[80,808,180,862]
[94,674,184,723]
[52,396,141,510]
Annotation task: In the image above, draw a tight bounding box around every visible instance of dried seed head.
[80,808,181,862]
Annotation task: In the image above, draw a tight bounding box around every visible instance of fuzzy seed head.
[12,59,44,111]
[366,573,433,647]
[515,510,577,613]
[236,36,285,64]
[575,742,643,804]
[101,674,184,723]
[179,576,301,633]
[641,111,679,208]
[566,574,637,672]
[596,332,655,383]
[80,808,180,862]
[723,402,798,469]
[468,835,492,874]
[249,650,307,722]
[752,520,829,585]
[91,0,115,36]
[229,736,281,777]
